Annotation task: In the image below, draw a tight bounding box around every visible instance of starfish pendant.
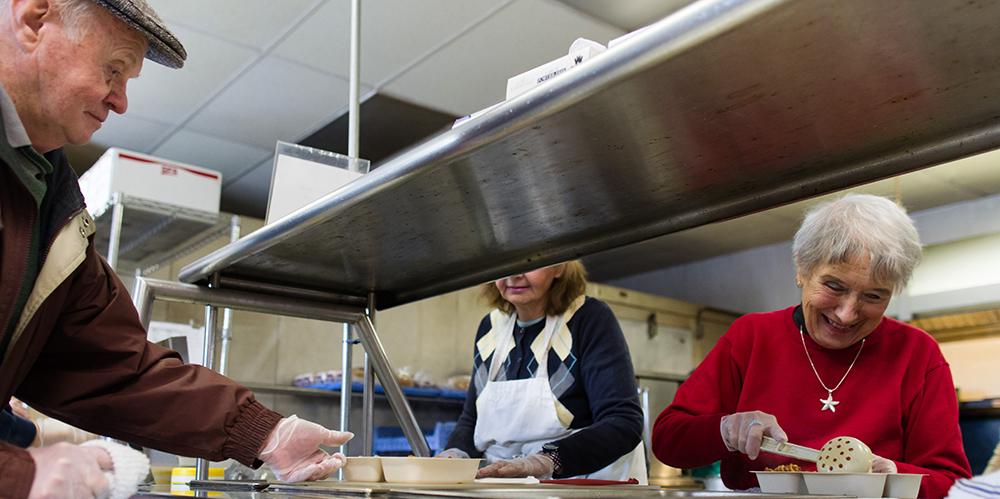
[820,392,840,412]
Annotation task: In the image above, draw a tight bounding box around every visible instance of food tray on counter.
[753,471,924,498]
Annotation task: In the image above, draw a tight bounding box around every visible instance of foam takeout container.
[380,456,481,484]
[341,456,384,482]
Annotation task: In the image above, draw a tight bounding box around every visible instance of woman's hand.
[436,448,470,459]
[477,454,554,479]
[720,411,788,460]
[872,455,897,473]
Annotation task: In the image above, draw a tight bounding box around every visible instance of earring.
[795,279,802,288]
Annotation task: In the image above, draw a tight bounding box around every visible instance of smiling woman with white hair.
[652,193,972,499]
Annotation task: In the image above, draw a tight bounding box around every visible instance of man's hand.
[720,410,788,460]
[258,415,353,482]
[28,443,111,499]
[476,454,554,479]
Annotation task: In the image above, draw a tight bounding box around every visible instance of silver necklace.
[799,326,865,413]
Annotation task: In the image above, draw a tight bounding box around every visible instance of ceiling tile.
[150,0,319,50]
[152,131,271,181]
[384,0,624,115]
[925,148,1000,197]
[125,25,259,125]
[185,56,360,149]
[556,0,695,31]
[90,115,171,152]
[273,0,500,85]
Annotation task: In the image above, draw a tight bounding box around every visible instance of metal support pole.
[348,0,361,160]
[107,192,125,271]
[340,0,364,464]
[362,292,376,455]
[639,386,651,473]
[354,315,430,457]
[195,273,221,481]
[217,216,241,376]
[339,323,354,459]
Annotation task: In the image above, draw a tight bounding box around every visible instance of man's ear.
[9,0,52,50]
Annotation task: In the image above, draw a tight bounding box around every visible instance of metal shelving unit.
[144,0,1000,464]
[91,193,233,276]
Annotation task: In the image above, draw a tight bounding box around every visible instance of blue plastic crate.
[374,421,457,456]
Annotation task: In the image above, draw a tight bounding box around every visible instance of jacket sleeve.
[894,362,971,499]
[652,326,741,469]
[15,244,282,466]
[552,299,644,478]
[0,441,34,499]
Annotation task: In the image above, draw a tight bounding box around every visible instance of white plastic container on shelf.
[79,148,222,218]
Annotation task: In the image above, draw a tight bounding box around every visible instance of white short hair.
[792,193,922,292]
[0,0,100,39]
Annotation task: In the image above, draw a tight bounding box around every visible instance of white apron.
[472,308,647,483]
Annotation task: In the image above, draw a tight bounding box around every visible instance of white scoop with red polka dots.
[762,436,874,473]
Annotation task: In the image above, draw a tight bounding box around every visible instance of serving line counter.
[134,483,832,498]
[136,0,1000,480]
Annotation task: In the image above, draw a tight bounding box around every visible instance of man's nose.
[104,81,128,114]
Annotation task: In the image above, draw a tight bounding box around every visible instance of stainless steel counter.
[135,483,831,499]
[180,0,1000,309]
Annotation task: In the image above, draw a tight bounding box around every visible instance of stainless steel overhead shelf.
[180,0,1000,309]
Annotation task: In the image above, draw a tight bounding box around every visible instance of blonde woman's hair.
[481,261,588,316]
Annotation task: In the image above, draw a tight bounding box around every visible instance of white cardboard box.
[79,148,222,217]
[505,38,606,100]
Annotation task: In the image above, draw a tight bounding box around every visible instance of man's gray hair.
[0,0,101,39]
[792,193,922,292]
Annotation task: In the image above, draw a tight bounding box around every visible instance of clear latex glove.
[872,455,898,473]
[28,442,112,499]
[720,410,788,460]
[35,417,98,447]
[258,415,353,482]
[436,448,470,459]
[10,397,30,418]
[476,453,554,479]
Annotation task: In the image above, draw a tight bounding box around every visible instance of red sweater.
[652,306,971,499]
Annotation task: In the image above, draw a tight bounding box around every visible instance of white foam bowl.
[380,457,481,484]
[752,471,807,494]
[342,456,383,482]
[884,473,924,499]
[803,472,887,497]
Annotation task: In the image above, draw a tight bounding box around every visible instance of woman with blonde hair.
[440,261,646,482]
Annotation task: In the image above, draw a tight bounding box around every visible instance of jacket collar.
[0,84,31,149]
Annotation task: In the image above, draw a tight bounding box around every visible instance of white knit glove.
[81,440,149,499]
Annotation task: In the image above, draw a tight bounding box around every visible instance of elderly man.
[0,0,352,497]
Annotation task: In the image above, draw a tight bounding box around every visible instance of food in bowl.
[380,456,480,484]
[765,463,801,472]
[341,456,383,482]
